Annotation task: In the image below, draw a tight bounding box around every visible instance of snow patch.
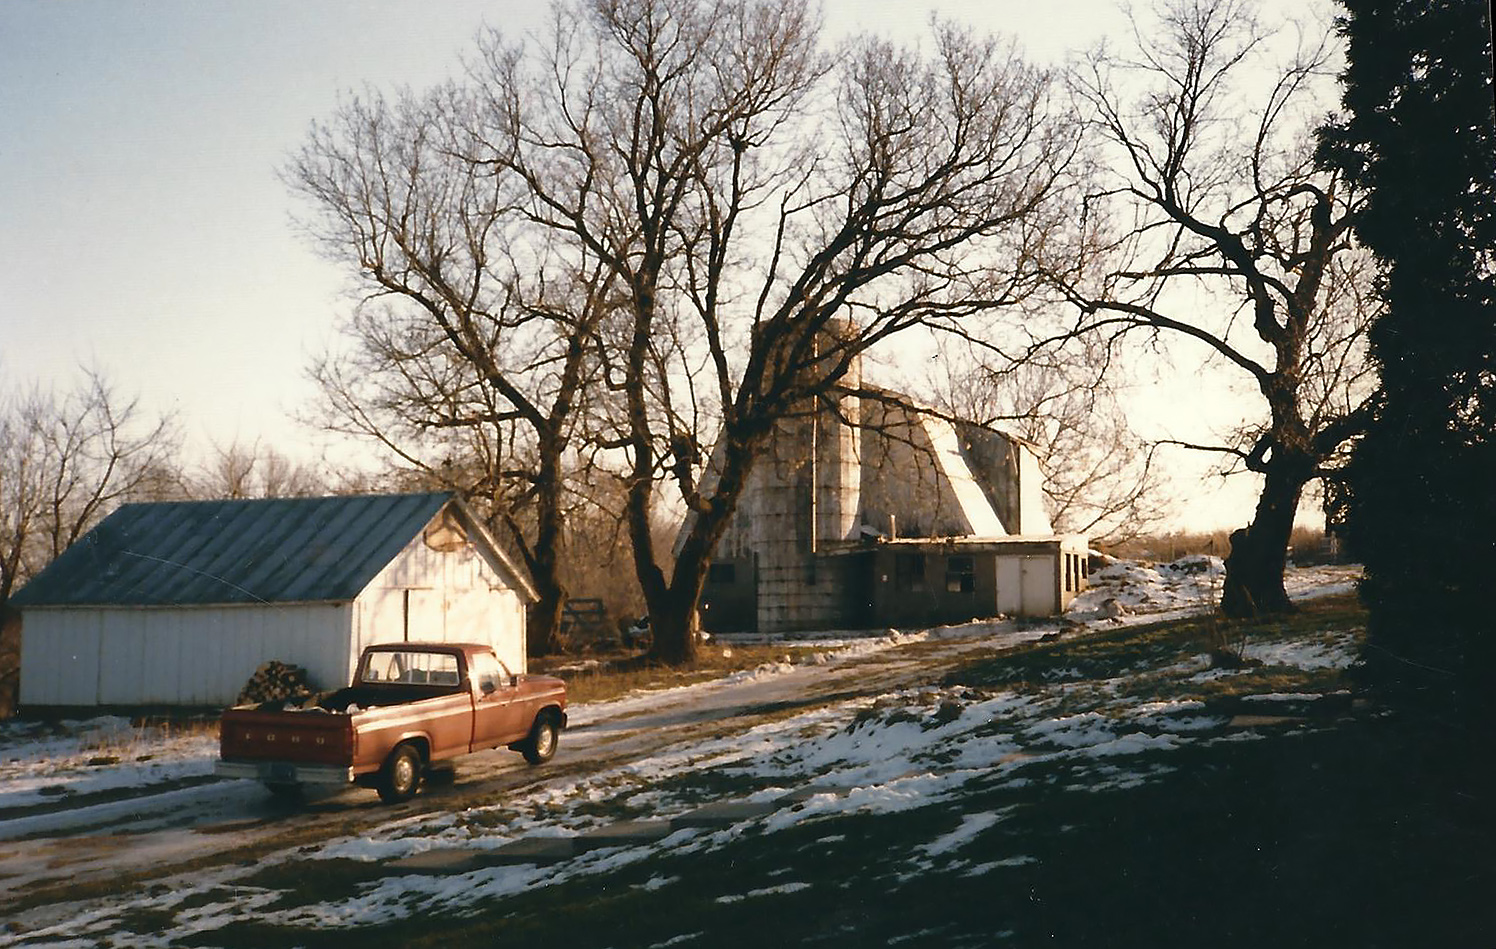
[920,811,1007,857]
[715,881,812,903]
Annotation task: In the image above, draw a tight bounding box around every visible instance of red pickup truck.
[216,642,567,803]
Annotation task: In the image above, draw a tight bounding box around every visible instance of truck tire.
[377,743,423,803]
[521,712,560,765]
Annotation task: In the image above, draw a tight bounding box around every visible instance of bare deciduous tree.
[460,0,1075,662]
[289,85,616,655]
[1036,0,1375,616]
[193,438,327,500]
[0,370,179,711]
[0,369,181,608]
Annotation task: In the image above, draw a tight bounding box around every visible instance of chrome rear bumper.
[215,760,355,785]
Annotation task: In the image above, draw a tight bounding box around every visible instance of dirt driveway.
[0,630,992,933]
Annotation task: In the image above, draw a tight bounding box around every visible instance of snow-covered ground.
[0,559,1363,946]
[1066,554,1360,625]
[0,718,218,815]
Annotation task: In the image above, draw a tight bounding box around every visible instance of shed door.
[407,589,446,641]
[1020,556,1055,616]
[996,558,1022,615]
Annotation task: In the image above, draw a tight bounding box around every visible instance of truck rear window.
[361,650,462,687]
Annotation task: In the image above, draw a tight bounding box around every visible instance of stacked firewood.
[236,661,316,706]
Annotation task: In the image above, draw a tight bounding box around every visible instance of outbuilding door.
[997,555,1058,617]
[1020,556,1055,615]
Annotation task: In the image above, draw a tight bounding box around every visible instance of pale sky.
[0,0,1297,532]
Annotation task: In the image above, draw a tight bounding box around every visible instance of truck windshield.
[361,650,462,687]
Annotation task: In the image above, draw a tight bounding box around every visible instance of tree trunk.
[640,432,759,666]
[648,587,703,665]
[518,445,568,657]
[526,575,566,657]
[1221,456,1307,618]
[645,501,717,666]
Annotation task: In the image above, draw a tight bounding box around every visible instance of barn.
[10,492,536,714]
[686,330,1088,634]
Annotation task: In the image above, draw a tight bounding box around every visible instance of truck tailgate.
[219,708,354,771]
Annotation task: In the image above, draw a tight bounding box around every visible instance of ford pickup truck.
[215,642,567,803]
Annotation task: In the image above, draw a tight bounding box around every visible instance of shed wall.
[357,529,527,677]
[698,556,758,633]
[870,548,1001,628]
[18,604,351,708]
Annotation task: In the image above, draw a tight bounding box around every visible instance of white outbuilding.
[11,492,536,713]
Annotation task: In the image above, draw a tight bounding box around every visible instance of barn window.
[945,555,975,593]
[894,553,926,591]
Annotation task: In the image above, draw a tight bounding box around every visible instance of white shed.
[12,493,536,713]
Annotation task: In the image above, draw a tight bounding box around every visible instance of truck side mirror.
[480,679,497,695]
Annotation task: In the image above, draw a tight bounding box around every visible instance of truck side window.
[471,653,504,694]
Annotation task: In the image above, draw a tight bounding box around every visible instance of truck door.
[470,652,528,749]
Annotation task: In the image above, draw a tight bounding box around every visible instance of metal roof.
[10,492,510,608]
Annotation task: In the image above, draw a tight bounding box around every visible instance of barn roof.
[11,492,533,608]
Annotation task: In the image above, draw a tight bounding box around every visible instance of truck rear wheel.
[377,743,423,803]
[521,713,560,765]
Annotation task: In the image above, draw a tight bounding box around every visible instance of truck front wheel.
[377,743,423,803]
[521,713,559,765]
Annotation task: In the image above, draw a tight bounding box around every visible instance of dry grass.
[1104,526,1341,565]
[533,643,827,706]
[72,717,219,763]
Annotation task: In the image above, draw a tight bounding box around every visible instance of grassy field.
[1105,525,1342,566]
[367,726,1488,949]
[508,603,1488,947]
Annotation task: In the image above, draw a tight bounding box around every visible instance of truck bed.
[219,686,478,780]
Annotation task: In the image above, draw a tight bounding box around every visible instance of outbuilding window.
[945,555,975,593]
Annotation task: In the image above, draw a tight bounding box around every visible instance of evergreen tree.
[1317,0,1496,712]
